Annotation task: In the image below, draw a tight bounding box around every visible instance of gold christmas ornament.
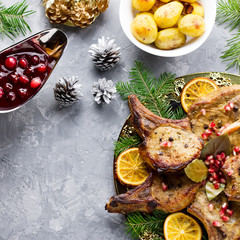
[42,0,109,28]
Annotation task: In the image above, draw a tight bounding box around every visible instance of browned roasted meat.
[221,120,240,147]
[128,95,203,172]
[188,85,240,141]
[187,188,240,240]
[106,171,201,214]
[222,155,240,202]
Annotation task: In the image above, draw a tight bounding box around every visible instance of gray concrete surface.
[0,1,237,239]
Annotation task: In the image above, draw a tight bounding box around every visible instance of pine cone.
[42,0,71,24]
[91,78,116,104]
[89,36,121,71]
[42,0,109,28]
[54,76,83,107]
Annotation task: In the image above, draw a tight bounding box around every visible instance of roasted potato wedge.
[132,0,156,11]
[185,2,204,17]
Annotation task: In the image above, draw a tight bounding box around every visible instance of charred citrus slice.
[164,212,202,240]
[116,148,150,186]
[184,159,208,182]
[181,77,218,112]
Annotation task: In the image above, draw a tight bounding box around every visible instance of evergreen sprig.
[116,61,183,119]
[114,135,142,157]
[125,211,168,239]
[0,0,35,40]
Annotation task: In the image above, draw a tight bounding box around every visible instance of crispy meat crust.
[222,155,240,202]
[188,85,240,141]
[187,188,240,240]
[128,95,203,172]
[105,171,201,214]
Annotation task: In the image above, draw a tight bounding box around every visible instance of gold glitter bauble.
[42,0,109,28]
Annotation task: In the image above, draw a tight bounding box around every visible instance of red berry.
[4,57,17,70]
[38,64,47,73]
[30,77,41,88]
[6,91,16,101]
[31,55,40,65]
[18,88,28,98]
[24,66,34,76]
[222,216,229,222]
[8,73,18,84]
[19,75,29,84]
[226,209,233,216]
[19,58,28,69]
[213,221,221,227]
[0,87,4,98]
[4,83,13,92]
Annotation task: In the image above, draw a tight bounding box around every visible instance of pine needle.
[114,135,142,157]
[0,0,35,40]
[217,0,240,31]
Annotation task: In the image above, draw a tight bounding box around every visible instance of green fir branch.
[114,135,142,157]
[221,32,240,72]
[217,0,240,31]
[125,211,168,239]
[0,0,35,40]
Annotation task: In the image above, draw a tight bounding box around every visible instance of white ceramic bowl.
[119,0,216,57]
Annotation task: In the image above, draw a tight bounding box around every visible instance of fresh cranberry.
[19,58,28,69]
[38,64,47,73]
[31,55,40,65]
[0,87,4,98]
[4,83,13,92]
[6,92,16,101]
[4,57,17,70]
[19,75,29,84]
[24,66,34,76]
[30,77,41,88]
[8,73,18,84]
[18,88,28,98]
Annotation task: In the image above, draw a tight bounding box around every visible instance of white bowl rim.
[119,0,217,57]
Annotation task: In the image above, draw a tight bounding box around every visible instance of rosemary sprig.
[0,0,35,40]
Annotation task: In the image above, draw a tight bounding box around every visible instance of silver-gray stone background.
[0,0,237,239]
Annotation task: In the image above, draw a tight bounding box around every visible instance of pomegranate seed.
[226,209,233,216]
[8,73,18,84]
[206,129,212,136]
[207,155,213,161]
[162,182,168,191]
[4,56,17,70]
[210,159,215,165]
[216,154,222,161]
[4,83,13,92]
[18,88,28,98]
[30,77,41,88]
[220,183,226,188]
[209,122,216,128]
[6,92,16,101]
[214,183,220,189]
[0,87,3,98]
[227,169,234,176]
[208,203,214,212]
[224,105,231,111]
[233,150,237,156]
[213,221,221,227]
[212,172,219,180]
[220,152,226,159]
[220,178,226,184]
[204,160,210,165]
[160,141,168,147]
[229,102,234,109]
[222,216,229,222]
[202,133,208,140]
[219,209,225,217]
[219,171,223,176]
[208,168,215,173]
[234,146,240,152]
[201,108,206,115]
[38,64,47,73]
[216,132,221,136]
[213,180,219,185]
[19,58,28,69]
[209,177,214,182]
[221,203,228,211]
[31,55,39,65]
[19,75,29,84]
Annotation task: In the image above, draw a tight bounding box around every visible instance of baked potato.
[149,0,166,14]
[185,2,204,17]
[178,14,205,37]
[155,28,186,49]
[131,12,158,44]
[132,0,156,11]
[154,1,184,28]
[180,0,197,3]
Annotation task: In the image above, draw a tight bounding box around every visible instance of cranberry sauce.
[0,39,56,110]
